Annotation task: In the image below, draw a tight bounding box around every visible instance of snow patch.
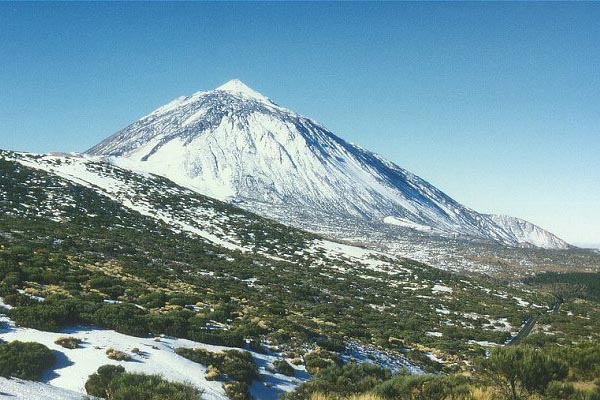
[432,284,453,294]
[383,216,431,232]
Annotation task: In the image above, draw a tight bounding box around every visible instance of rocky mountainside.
[87,79,569,250]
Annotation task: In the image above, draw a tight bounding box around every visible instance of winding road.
[507,299,562,346]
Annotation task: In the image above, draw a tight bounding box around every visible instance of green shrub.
[273,359,295,376]
[315,337,345,352]
[175,347,258,384]
[147,309,194,338]
[372,373,471,400]
[224,381,251,400]
[552,341,600,380]
[303,350,341,375]
[284,362,391,400]
[220,350,259,383]
[85,364,200,400]
[93,303,149,337]
[85,364,126,397]
[2,293,36,306]
[0,340,56,380]
[545,381,577,400]
[168,294,201,307]
[479,345,568,400]
[139,291,168,308]
[8,299,98,331]
[205,365,222,380]
[186,329,245,347]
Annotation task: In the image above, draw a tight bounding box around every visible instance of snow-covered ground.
[0,377,87,400]
[0,301,308,400]
[431,284,453,294]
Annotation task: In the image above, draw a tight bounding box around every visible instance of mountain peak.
[215,79,271,103]
[87,81,569,250]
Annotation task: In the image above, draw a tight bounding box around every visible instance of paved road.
[507,300,561,346]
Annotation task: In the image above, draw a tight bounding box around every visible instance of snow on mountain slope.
[5,151,408,274]
[87,79,569,249]
[489,215,569,250]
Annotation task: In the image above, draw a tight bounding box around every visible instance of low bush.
[93,303,149,337]
[545,381,577,400]
[2,292,37,307]
[316,337,345,353]
[552,340,600,380]
[176,347,256,400]
[205,365,222,380]
[175,347,258,384]
[85,364,126,397]
[273,359,295,376]
[8,299,98,331]
[309,395,383,400]
[224,381,251,400]
[55,336,81,349]
[186,329,245,347]
[8,298,247,349]
[0,340,56,380]
[479,345,568,400]
[284,363,391,400]
[303,350,341,375]
[106,348,131,361]
[85,364,200,400]
[372,373,471,400]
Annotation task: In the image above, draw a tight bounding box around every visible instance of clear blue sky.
[1,2,599,247]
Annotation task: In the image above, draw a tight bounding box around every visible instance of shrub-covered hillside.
[1,150,599,400]
[0,152,555,363]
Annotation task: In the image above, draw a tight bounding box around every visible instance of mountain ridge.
[87,79,570,250]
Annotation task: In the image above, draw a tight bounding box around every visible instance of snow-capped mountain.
[87,79,570,250]
[489,215,571,250]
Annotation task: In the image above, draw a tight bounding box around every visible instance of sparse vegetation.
[205,365,222,380]
[1,152,600,400]
[285,342,600,400]
[0,154,561,364]
[106,348,132,361]
[54,336,82,349]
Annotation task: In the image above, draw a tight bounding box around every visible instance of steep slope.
[87,79,569,249]
[490,215,570,250]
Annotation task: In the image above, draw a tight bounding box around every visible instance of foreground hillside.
[1,150,599,399]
